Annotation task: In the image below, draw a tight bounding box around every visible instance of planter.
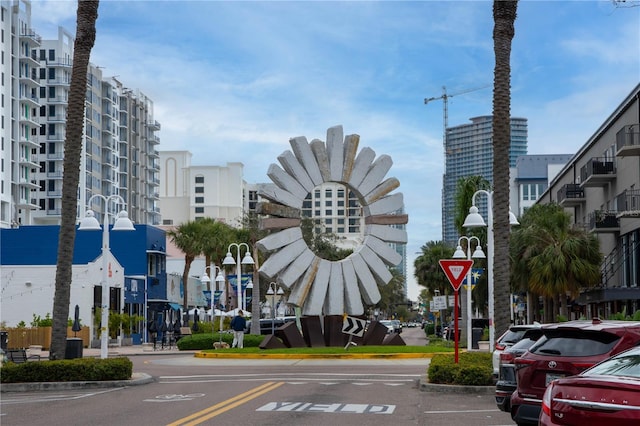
[478,340,491,352]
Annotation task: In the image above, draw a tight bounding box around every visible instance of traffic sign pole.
[439,259,473,364]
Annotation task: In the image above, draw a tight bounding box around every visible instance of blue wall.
[1,224,167,300]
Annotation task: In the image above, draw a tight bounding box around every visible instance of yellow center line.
[167,381,284,426]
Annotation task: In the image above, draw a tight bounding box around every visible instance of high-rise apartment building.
[301,182,408,298]
[0,1,161,228]
[442,115,528,245]
[0,0,41,227]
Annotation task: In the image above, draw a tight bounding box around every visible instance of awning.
[169,303,182,311]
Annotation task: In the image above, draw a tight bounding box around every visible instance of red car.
[510,319,640,425]
[540,345,640,425]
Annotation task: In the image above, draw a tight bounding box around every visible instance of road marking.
[166,381,283,426]
[145,393,205,402]
[257,402,395,414]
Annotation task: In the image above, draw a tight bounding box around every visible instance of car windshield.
[530,329,620,357]
[585,348,640,378]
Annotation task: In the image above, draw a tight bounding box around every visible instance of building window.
[48,49,55,61]
[325,189,332,198]
[325,218,333,225]
[325,209,332,215]
[48,67,55,80]
[195,176,204,184]
[195,197,204,203]
[195,186,204,193]
[162,219,173,225]
[195,207,204,213]
[325,200,332,206]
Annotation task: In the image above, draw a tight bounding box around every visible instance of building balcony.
[48,95,68,104]
[580,157,616,187]
[148,120,161,131]
[616,189,640,218]
[557,184,585,207]
[19,136,39,149]
[616,124,640,156]
[47,77,71,86]
[589,210,620,233]
[17,178,39,189]
[19,157,39,168]
[19,115,39,127]
[19,30,42,46]
[20,94,40,109]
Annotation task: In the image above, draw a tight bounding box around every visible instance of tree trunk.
[491,0,518,340]
[50,0,99,360]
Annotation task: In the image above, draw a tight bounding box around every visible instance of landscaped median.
[193,344,453,359]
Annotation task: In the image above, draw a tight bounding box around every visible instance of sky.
[30,0,640,301]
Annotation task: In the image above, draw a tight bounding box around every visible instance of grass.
[200,341,455,355]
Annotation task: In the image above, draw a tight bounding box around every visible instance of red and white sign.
[439,259,474,291]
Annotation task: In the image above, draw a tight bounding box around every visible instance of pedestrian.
[230,310,247,348]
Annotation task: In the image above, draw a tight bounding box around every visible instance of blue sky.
[31,1,639,300]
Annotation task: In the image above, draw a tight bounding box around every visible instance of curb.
[194,351,437,360]
[419,377,495,395]
[0,372,154,393]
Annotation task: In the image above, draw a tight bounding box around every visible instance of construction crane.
[424,84,491,148]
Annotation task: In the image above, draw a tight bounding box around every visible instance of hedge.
[427,351,493,386]
[1,357,133,383]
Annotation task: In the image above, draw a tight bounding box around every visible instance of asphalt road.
[0,327,516,425]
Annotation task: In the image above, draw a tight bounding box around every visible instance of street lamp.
[245,278,253,314]
[266,282,284,334]
[78,194,135,359]
[453,236,485,350]
[222,243,255,311]
[201,265,225,342]
[462,190,519,350]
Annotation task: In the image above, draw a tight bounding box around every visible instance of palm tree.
[492,0,518,339]
[49,0,99,360]
[454,176,491,236]
[510,203,601,322]
[414,241,455,297]
[167,221,205,321]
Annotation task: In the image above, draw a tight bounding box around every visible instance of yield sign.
[439,259,474,291]
[342,316,366,337]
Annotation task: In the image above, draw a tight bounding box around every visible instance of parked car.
[391,319,402,334]
[539,345,640,425]
[493,323,542,376]
[495,327,544,412]
[379,320,395,334]
[510,319,640,426]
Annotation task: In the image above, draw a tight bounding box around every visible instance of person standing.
[230,310,247,348]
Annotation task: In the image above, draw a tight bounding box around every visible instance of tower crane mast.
[424,84,491,148]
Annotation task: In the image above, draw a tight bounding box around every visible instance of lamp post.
[462,190,519,350]
[453,236,485,350]
[244,278,253,314]
[266,282,284,335]
[78,194,135,359]
[200,265,225,332]
[222,243,255,311]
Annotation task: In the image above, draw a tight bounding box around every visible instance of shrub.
[424,323,435,335]
[0,357,132,383]
[176,332,264,350]
[428,352,493,386]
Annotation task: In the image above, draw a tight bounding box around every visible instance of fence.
[3,327,90,350]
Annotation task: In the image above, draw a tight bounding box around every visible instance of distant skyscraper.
[442,116,528,245]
